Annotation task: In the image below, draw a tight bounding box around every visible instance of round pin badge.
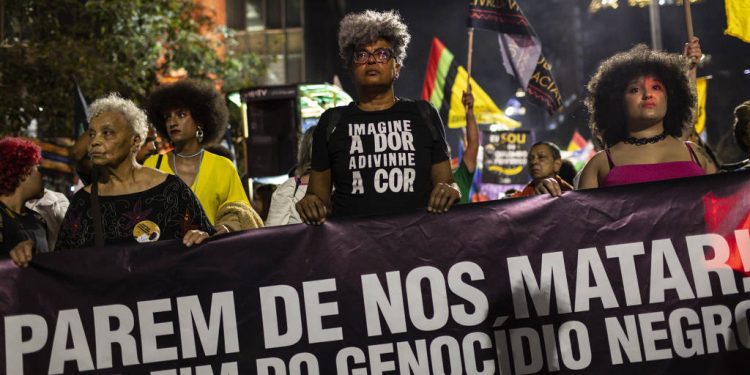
[133,220,161,243]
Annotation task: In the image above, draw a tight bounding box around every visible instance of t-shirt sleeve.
[311,110,333,171]
[217,157,251,208]
[427,101,450,164]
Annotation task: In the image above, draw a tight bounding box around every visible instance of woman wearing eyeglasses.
[295,10,460,224]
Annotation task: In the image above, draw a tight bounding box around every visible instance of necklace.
[623,131,667,146]
[175,149,204,158]
[171,150,203,190]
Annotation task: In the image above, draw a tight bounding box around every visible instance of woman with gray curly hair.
[296,10,460,224]
[45,94,214,255]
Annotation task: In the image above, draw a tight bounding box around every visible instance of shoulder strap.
[604,149,615,168]
[684,142,699,164]
[155,154,164,169]
[90,167,105,248]
[326,106,347,143]
[415,99,439,142]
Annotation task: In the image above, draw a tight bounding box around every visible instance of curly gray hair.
[338,10,411,69]
[88,93,149,148]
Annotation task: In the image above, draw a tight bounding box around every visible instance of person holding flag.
[296,10,459,224]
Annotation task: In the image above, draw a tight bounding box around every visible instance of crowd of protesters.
[2,9,749,266]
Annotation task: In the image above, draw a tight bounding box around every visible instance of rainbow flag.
[567,130,587,152]
[421,38,519,129]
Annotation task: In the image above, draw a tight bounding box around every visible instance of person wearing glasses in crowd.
[295,10,460,224]
[143,79,263,233]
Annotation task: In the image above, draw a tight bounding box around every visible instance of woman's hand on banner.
[535,178,564,197]
[10,240,34,268]
[428,182,461,213]
[296,194,329,225]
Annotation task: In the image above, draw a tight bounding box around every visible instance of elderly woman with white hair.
[46,94,214,254]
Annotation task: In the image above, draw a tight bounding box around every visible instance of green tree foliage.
[0,0,265,137]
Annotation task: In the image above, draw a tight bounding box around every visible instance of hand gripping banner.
[2,171,750,374]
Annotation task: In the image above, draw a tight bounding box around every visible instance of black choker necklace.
[623,132,667,146]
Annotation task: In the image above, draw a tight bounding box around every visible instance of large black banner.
[2,171,750,374]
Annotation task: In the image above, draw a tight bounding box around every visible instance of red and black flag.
[421,37,459,124]
[468,0,562,114]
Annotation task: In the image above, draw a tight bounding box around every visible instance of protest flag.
[72,78,89,139]
[694,77,708,135]
[567,130,587,152]
[421,37,519,129]
[725,0,750,43]
[467,0,562,114]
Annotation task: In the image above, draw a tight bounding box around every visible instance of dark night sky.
[339,0,750,163]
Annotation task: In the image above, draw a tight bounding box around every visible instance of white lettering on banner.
[256,353,319,375]
[329,333,494,375]
[259,279,342,349]
[507,251,572,319]
[48,309,95,374]
[509,231,750,318]
[139,298,179,364]
[94,304,139,369]
[605,303,749,364]
[176,291,239,358]
[360,262,488,336]
[2,292,240,375]
[151,361,238,375]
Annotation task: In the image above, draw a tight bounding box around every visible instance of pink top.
[601,143,705,187]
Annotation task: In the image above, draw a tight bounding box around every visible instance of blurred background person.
[1,137,49,266]
[577,41,717,189]
[512,141,573,198]
[296,10,459,224]
[25,188,69,252]
[50,93,214,255]
[266,126,315,226]
[558,159,577,188]
[725,100,750,171]
[144,79,262,233]
[252,183,277,223]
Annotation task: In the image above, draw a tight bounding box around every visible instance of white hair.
[88,93,148,148]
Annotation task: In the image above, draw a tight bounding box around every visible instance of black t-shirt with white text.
[311,99,449,218]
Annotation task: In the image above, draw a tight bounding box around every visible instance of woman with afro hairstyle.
[576,38,717,189]
[144,79,262,233]
[295,10,459,224]
[0,137,48,263]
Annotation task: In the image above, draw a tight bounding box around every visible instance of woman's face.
[623,75,668,128]
[164,108,198,144]
[527,144,561,182]
[88,112,139,167]
[352,38,401,90]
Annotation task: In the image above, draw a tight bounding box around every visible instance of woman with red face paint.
[573,39,717,190]
[295,10,459,224]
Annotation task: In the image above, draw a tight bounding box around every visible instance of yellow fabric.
[144,151,251,224]
[726,0,750,43]
[447,66,521,129]
[694,77,708,135]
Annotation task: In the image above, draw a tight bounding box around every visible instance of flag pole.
[466,27,474,100]
[684,0,694,39]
